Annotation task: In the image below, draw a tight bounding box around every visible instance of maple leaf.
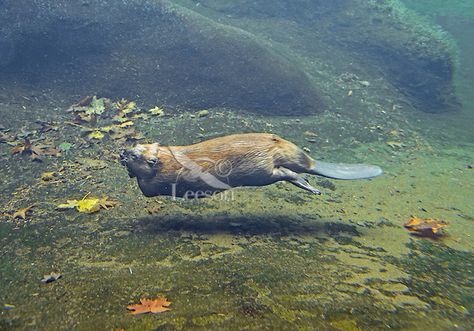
[404,216,448,238]
[11,140,59,161]
[127,297,171,315]
[76,198,101,213]
[11,139,43,161]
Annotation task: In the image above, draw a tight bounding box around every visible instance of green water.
[1,1,473,330]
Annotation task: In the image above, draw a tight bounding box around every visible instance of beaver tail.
[309,160,383,180]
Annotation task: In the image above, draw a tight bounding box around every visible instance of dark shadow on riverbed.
[131,214,360,237]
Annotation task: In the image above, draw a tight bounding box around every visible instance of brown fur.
[121,133,322,197]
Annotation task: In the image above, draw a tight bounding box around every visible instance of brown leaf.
[11,139,31,155]
[98,196,118,210]
[127,297,171,315]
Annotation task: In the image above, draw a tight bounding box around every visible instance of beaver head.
[120,143,160,179]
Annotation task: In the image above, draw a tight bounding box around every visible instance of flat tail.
[311,160,383,180]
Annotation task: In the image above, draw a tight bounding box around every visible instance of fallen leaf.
[12,205,35,220]
[149,106,165,117]
[57,196,117,213]
[11,139,33,155]
[98,196,118,210]
[112,114,129,123]
[116,99,136,114]
[118,121,134,128]
[56,200,79,210]
[76,198,101,213]
[11,139,59,161]
[100,125,116,132]
[88,130,105,140]
[86,96,106,115]
[404,216,448,238]
[127,297,171,315]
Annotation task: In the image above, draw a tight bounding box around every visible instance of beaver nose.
[119,150,129,165]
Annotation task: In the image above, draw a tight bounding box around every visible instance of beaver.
[120,133,382,198]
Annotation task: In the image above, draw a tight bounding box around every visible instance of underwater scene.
[0,0,473,330]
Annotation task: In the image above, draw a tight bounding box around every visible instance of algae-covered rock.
[0,0,323,115]
[0,0,459,114]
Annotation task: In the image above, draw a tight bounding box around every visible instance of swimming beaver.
[120,133,382,198]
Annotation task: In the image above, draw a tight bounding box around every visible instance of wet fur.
[122,133,319,197]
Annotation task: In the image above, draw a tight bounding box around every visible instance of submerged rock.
[0,0,458,114]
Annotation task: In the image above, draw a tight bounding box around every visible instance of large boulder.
[0,0,459,114]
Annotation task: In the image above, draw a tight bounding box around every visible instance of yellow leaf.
[88,131,105,140]
[76,198,101,213]
[118,121,134,128]
[57,196,117,213]
[100,125,115,132]
[149,106,165,117]
[132,113,149,120]
[122,101,136,114]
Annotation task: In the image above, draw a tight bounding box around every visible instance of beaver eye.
[147,159,157,166]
